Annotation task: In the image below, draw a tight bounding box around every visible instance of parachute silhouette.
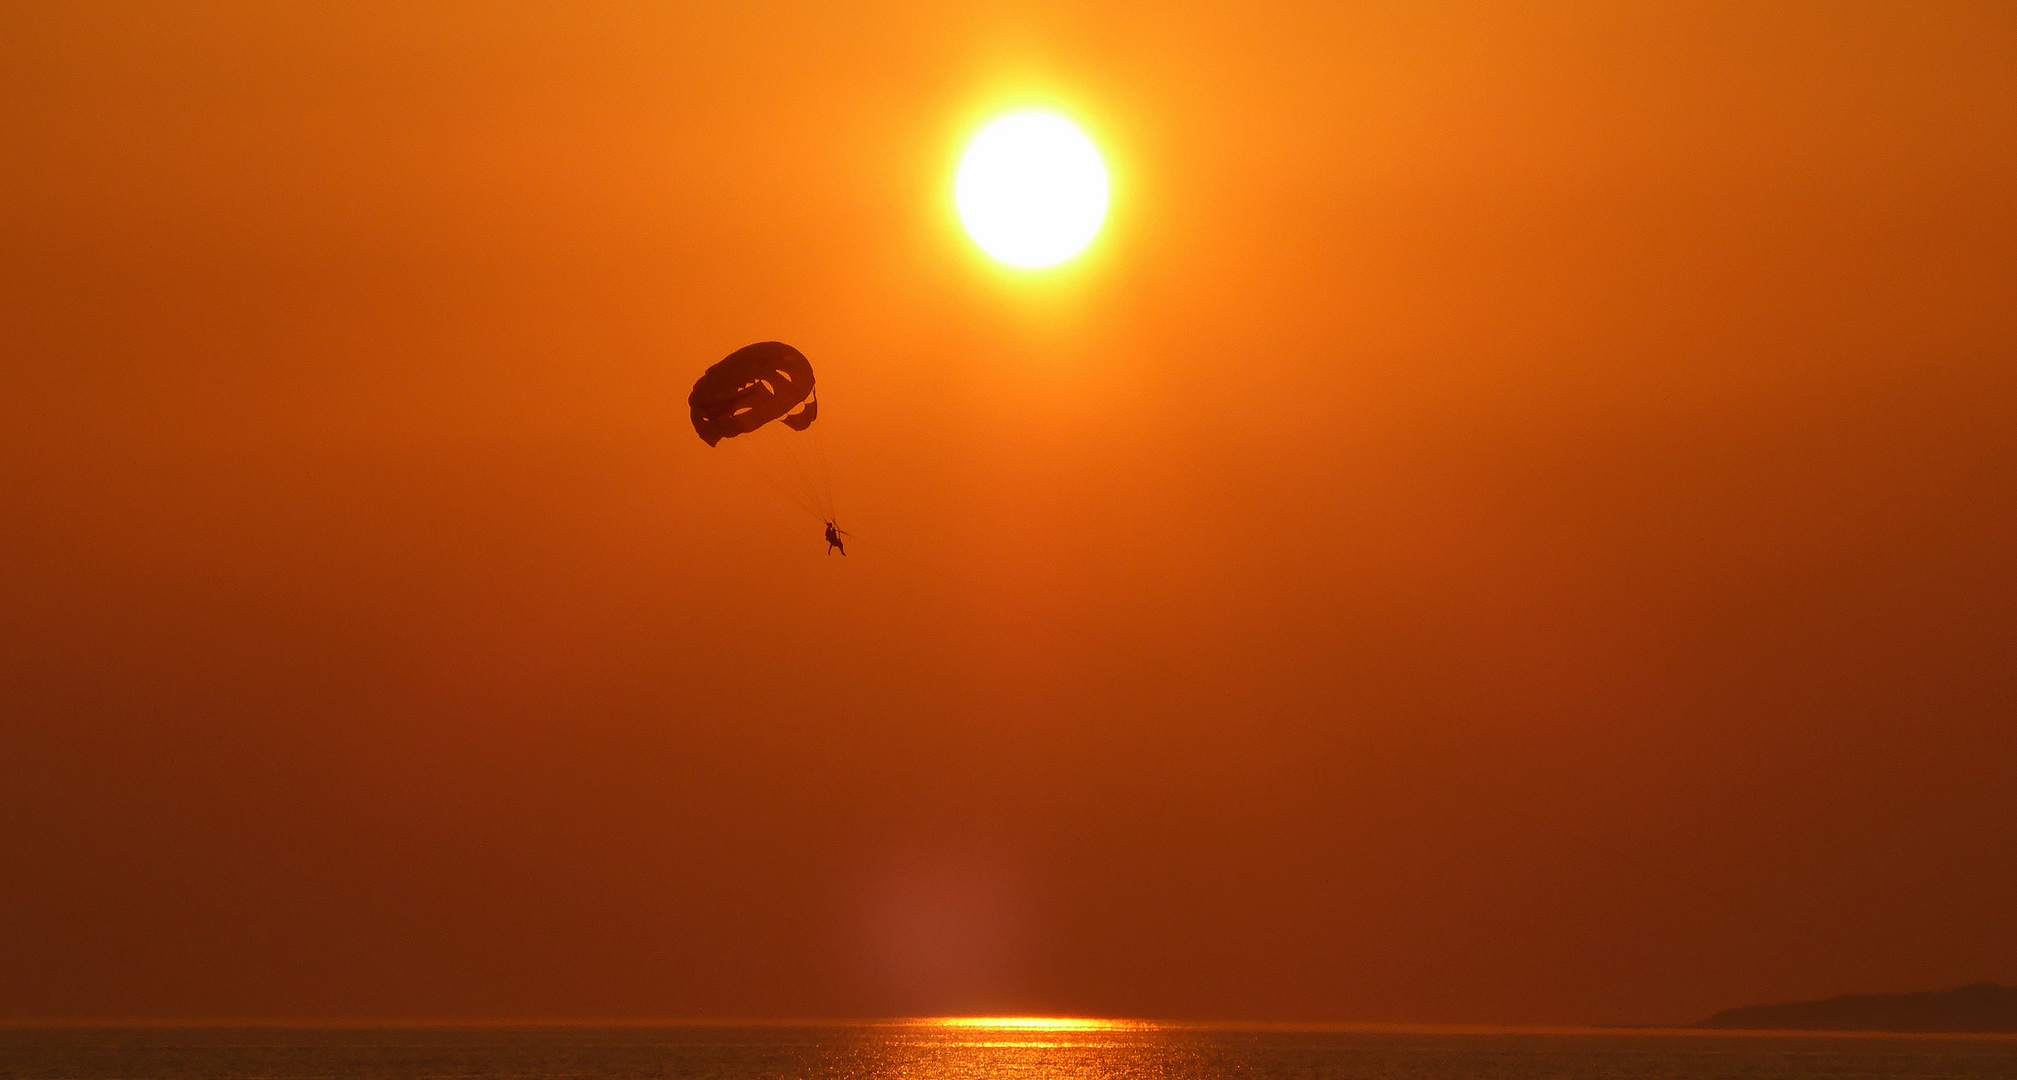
[691,341,836,527]
[689,341,817,446]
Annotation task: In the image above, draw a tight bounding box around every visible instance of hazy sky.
[3,1,2014,1025]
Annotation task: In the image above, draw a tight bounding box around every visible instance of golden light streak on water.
[923,1016,1152,1031]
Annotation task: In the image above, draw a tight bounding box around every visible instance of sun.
[956,113,1109,268]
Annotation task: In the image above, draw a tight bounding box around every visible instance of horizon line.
[4,1017,2015,1040]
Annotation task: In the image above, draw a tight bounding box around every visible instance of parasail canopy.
[688,341,817,446]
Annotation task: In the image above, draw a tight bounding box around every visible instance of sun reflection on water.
[923,1017,1151,1031]
[853,1018,1177,1077]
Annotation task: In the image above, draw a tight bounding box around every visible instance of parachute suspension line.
[778,431,830,523]
[720,436,827,523]
[734,453,822,522]
[689,342,840,529]
[691,341,834,524]
[808,417,839,525]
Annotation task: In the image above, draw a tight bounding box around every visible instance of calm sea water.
[3,1025,2013,1080]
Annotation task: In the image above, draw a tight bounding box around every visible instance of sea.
[3,1023,2014,1080]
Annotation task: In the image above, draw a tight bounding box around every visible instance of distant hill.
[1694,982,2017,1033]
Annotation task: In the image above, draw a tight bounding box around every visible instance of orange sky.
[3,1,2015,1024]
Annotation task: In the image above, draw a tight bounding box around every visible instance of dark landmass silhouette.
[1694,982,2017,1033]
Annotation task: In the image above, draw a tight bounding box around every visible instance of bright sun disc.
[956,113,1109,268]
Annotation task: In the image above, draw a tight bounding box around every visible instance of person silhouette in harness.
[825,522,846,556]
